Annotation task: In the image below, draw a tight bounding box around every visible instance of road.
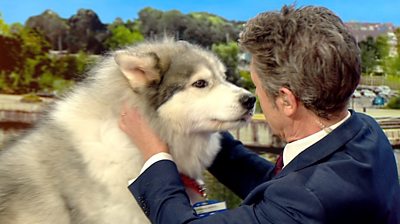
[349,96,399,117]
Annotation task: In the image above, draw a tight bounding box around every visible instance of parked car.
[352,90,362,98]
[372,95,386,106]
[374,85,391,95]
[361,89,376,98]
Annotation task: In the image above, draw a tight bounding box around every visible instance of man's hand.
[119,104,169,161]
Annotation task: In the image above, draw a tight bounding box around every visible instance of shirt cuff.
[128,152,174,185]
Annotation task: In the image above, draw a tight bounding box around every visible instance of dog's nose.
[239,94,256,110]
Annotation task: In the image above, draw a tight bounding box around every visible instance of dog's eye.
[192,80,208,88]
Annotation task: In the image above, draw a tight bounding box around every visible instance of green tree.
[396,28,400,56]
[11,23,50,58]
[188,12,238,44]
[359,36,378,75]
[384,56,400,76]
[375,35,390,60]
[66,9,108,54]
[212,41,242,86]
[0,35,22,73]
[26,10,69,51]
[183,17,213,46]
[138,7,241,47]
[0,24,52,93]
[0,13,10,36]
[376,34,400,77]
[158,10,187,39]
[138,7,163,39]
[105,21,144,50]
[391,28,400,76]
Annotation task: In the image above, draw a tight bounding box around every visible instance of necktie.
[273,152,284,175]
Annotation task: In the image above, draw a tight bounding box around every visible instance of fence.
[1,94,399,151]
[360,75,400,90]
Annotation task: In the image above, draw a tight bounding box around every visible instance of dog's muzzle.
[239,94,256,110]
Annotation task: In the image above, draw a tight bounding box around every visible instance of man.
[119,5,400,223]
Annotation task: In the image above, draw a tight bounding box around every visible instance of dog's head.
[115,39,255,133]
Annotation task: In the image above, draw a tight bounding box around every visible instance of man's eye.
[192,80,208,88]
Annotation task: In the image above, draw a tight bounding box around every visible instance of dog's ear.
[114,52,161,88]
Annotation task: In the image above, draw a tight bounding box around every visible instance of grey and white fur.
[0,38,255,224]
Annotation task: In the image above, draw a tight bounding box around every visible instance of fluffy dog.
[0,39,255,223]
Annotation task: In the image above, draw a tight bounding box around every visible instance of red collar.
[180,174,207,198]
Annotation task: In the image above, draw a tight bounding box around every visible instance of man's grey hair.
[239,5,361,119]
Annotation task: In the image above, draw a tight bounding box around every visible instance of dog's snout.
[239,94,256,110]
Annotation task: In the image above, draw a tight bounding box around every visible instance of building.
[345,22,398,57]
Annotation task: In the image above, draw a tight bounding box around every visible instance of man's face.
[250,60,284,136]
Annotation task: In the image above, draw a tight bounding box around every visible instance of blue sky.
[1,0,399,26]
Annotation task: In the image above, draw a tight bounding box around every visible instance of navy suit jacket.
[129,111,400,223]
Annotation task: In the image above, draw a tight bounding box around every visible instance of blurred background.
[0,0,399,208]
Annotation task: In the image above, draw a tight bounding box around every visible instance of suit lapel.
[243,110,363,205]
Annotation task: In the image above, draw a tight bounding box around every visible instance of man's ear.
[277,87,297,116]
[114,52,161,88]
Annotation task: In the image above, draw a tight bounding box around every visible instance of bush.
[20,93,43,103]
[387,96,400,109]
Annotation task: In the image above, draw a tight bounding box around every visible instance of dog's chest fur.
[49,96,220,223]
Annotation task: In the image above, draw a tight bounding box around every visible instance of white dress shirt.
[282,111,351,167]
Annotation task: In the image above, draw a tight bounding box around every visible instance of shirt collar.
[283,111,351,167]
